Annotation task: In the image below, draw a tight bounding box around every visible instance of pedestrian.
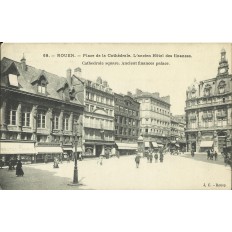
[44,155,48,164]
[135,154,141,168]
[53,157,59,168]
[154,153,158,163]
[159,153,164,163]
[8,158,13,170]
[67,155,70,163]
[207,149,211,160]
[79,153,83,161]
[16,160,24,177]
[214,151,218,161]
[59,154,63,163]
[149,154,153,163]
[98,155,103,165]
[191,149,195,157]
[0,158,4,169]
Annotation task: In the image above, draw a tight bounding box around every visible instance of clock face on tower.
[219,68,226,74]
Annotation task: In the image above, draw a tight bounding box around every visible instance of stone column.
[93,144,96,156]
[227,105,231,125]
[17,102,22,140]
[196,131,201,152]
[48,108,53,142]
[69,112,73,132]
[0,98,7,139]
[32,105,38,141]
[59,110,64,143]
[213,107,217,127]
[213,130,218,152]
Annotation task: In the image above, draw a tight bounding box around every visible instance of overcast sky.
[2,43,231,115]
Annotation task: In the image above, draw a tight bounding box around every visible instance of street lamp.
[68,119,81,186]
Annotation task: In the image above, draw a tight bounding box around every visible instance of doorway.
[96,145,102,157]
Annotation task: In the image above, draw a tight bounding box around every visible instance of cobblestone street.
[0,153,231,190]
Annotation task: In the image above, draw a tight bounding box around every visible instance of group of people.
[207,149,218,160]
[135,150,164,168]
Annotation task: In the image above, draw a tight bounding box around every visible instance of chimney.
[74,67,82,78]
[153,92,160,98]
[136,89,142,95]
[127,91,132,96]
[103,80,108,87]
[21,54,27,71]
[66,68,72,86]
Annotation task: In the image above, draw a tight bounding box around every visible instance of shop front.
[0,141,36,165]
[35,145,63,163]
[83,142,114,157]
[199,141,214,152]
[115,142,138,155]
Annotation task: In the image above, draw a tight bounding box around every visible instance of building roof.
[1,57,82,105]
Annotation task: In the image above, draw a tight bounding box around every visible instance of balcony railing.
[84,123,114,130]
[216,113,227,118]
[185,99,232,110]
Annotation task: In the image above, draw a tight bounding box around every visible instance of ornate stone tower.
[218,48,229,76]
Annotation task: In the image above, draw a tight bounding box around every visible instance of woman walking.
[16,160,24,177]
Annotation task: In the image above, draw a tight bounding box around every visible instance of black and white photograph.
[0,43,231,190]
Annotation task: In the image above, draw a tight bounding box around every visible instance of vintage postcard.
[0,43,231,190]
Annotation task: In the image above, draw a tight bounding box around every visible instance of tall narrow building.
[73,72,115,157]
[132,89,171,150]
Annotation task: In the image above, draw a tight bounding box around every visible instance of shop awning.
[35,146,63,154]
[116,143,138,150]
[200,141,213,148]
[152,142,158,147]
[158,144,164,147]
[0,142,36,154]
[63,147,73,151]
[144,142,150,148]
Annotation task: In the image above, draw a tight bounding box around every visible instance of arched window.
[218,81,226,94]
[204,84,211,96]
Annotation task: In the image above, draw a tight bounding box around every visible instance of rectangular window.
[109,110,113,116]
[53,114,59,130]
[22,107,31,127]
[96,95,99,102]
[86,92,89,100]
[106,98,109,105]
[37,109,46,128]
[63,115,69,131]
[85,104,89,112]
[8,105,17,125]
[38,85,46,94]
[90,105,94,112]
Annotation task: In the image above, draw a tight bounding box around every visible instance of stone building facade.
[73,72,115,157]
[0,57,84,163]
[185,49,232,153]
[114,92,140,155]
[132,89,171,150]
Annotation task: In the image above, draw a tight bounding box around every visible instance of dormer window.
[191,89,196,98]
[38,77,47,94]
[9,74,19,87]
[69,89,76,100]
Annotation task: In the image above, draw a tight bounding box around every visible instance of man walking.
[135,154,141,168]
